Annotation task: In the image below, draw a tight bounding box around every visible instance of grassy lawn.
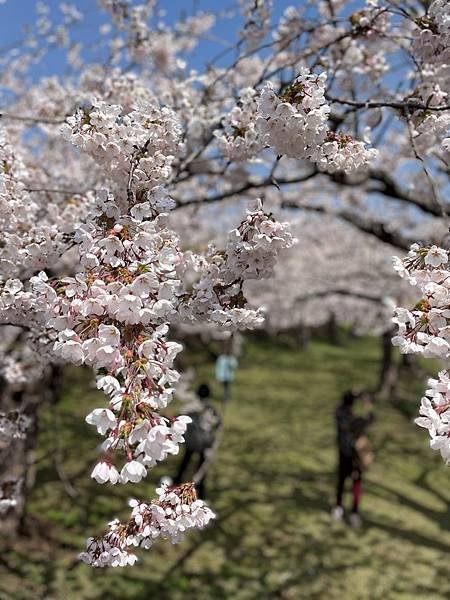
[1,335,449,599]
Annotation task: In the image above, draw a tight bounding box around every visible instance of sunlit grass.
[1,335,449,599]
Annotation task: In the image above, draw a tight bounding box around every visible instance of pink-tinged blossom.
[255,70,376,172]
[86,408,117,435]
[425,245,448,268]
[120,460,147,484]
[91,461,120,484]
[415,371,450,463]
[78,483,215,567]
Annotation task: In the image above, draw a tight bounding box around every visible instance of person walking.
[174,383,220,498]
[215,352,238,404]
[331,389,375,526]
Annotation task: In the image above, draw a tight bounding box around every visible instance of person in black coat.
[331,389,374,526]
[174,383,220,498]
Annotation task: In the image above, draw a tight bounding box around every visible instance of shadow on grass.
[369,479,450,534]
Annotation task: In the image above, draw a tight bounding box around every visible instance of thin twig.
[24,187,88,195]
[0,112,66,125]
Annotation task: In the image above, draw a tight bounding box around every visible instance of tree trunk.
[297,325,311,350]
[0,365,62,538]
[0,388,36,537]
[376,328,398,400]
[326,314,339,345]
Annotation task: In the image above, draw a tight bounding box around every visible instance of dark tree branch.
[327,96,450,112]
[281,201,414,250]
[294,288,384,304]
[173,170,319,208]
[0,112,66,125]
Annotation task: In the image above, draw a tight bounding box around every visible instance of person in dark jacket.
[331,389,374,526]
[174,383,220,498]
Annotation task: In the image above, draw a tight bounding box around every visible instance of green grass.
[1,335,449,600]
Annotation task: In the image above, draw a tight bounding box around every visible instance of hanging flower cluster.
[182,200,295,329]
[392,244,450,462]
[28,183,189,482]
[392,244,450,358]
[0,78,296,562]
[415,371,450,463]
[317,132,378,174]
[79,483,215,567]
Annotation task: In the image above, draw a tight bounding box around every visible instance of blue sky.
[0,0,302,79]
[0,1,368,80]
[0,0,407,122]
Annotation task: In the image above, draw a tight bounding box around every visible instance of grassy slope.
[1,336,449,600]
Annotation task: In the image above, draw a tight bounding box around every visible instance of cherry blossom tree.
[0,0,449,567]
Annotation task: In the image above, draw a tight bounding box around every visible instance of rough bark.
[0,366,62,538]
[297,325,311,350]
[326,313,340,346]
[376,328,399,400]
[0,388,37,537]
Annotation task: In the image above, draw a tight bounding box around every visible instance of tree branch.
[327,96,450,112]
[281,201,414,250]
[173,170,319,208]
[0,112,66,125]
[294,288,384,304]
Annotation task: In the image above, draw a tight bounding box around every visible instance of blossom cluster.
[224,201,294,281]
[317,132,378,174]
[256,71,330,160]
[392,244,450,358]
[392,243,450,461]
[30,189,189,482]
[0,478,21,515]
[88,411,191,484]
[0,410,31,442]
[79,483,215,567]
[62,100,183,193]
[413,0,450,64]
[0,127,88,280]
[97,0,215,72]
[182,200,295,330]
[215,70,377,173]
[240,0,272,48]
[272,6,303,51]
[215,87,262,162]
[415,371,450,463]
